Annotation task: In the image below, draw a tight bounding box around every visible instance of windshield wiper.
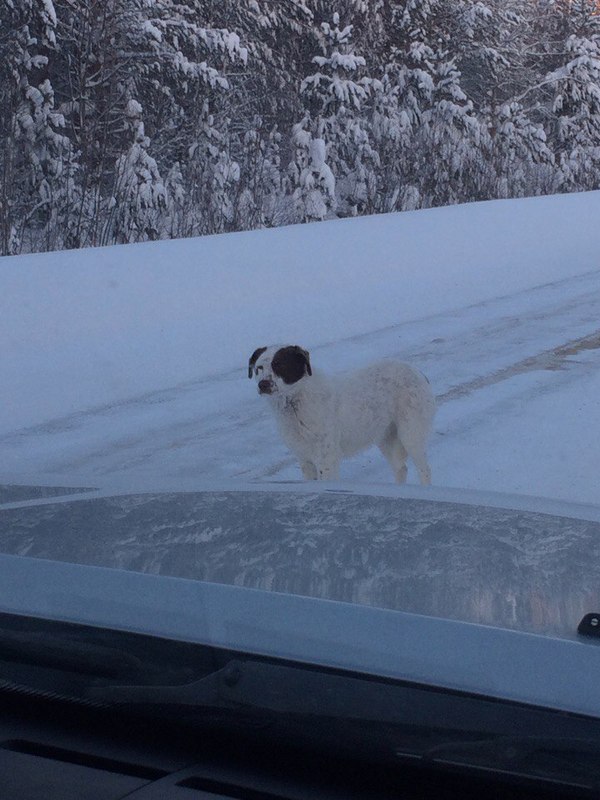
[89,658,407,719]
[88,657,600,736]
[89,658,600,791]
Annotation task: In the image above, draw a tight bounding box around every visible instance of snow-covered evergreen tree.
[109,99,167,244]
[548,30,600,191]
[0,0,64,253]
[287,117,337,222]
[487,101,554,198]
[45,0,140,247]
[163,161,186,238]
[371,1,441,212]
[129,0,249,180]
[419,54,490,206]
[377,0,485,209]
[223,0,313,124]
[454,0,524,105]
[46,0,251,244]
[451,1,553,198]
[298,12,377,216]
[183,101,240,236]
[235,117,283,229]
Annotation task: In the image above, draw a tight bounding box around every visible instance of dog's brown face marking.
[248,346,267,379]
[271,346,312,385]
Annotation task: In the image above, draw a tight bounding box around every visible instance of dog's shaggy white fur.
[249,345,435,484]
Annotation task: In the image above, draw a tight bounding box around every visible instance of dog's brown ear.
[248,346,267,378]
[271,346,312,384]
[295,346,312,376]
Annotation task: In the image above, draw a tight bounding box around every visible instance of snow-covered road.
[3,267,600,505]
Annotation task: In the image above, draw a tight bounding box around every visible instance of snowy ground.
[2,192,600,506]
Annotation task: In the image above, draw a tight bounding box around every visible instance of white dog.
[248,345,435,484]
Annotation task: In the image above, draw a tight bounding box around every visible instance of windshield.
[1,0,600,767]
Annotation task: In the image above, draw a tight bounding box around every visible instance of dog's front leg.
[312,437,341,481]
[300,460,338,480]
[301,461,318,480]
[316,462,340,480]
[312,448,340,480]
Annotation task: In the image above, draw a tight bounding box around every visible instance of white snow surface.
[2,191,600,505]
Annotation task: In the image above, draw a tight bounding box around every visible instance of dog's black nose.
[258,379,272,394]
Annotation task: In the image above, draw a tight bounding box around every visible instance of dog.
[248,345,435,484]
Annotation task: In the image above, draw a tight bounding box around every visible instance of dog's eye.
[255,366,263,374]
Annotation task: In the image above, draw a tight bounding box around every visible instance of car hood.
[1,480,600,641]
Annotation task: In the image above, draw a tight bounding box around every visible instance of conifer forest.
[3,0,600,254]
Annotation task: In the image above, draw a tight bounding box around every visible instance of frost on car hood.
[0,487,598,639]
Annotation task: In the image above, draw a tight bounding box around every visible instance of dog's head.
[248,345,312,396]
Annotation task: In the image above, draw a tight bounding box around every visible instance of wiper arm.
[90,660,600,792]
[89,658,600,742]
[89,658,407,722]
[89,660,239,710]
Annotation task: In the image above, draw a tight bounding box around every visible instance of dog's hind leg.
[397,425,431,486]
[379,427,408,484]
[410,448,432,486]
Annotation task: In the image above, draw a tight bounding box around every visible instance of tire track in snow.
[436,329,600,404]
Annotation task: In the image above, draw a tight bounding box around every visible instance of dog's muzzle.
[258,379,274,395]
